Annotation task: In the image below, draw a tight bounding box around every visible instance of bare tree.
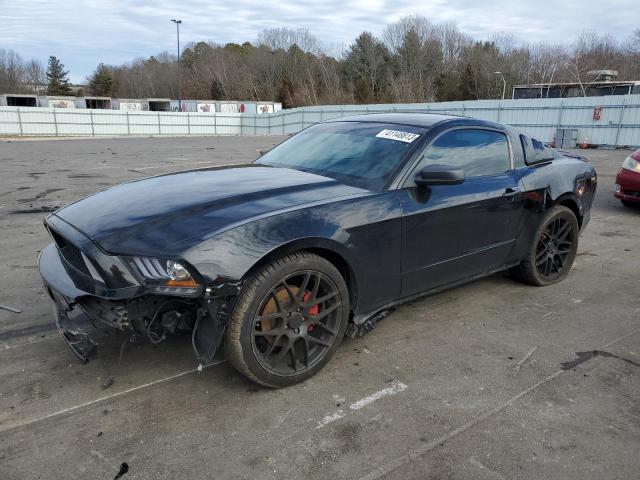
[0,49,46,94]
[257,27,321,54]
[8,17,633,106]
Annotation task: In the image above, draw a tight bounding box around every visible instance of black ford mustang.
[39,114,597,387]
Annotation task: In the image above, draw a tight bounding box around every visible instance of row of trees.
[95,21,640,106]
[3,17,640,106]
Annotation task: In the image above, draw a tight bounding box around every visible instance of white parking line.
[317,380,408,428]
[350,381,408,410]
[2,335,59,350]
[317,409,346,427]
[0,360,226,434]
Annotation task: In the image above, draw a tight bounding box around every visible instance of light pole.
[269,51,275,100]
[171,19,182,111]
[494,71,506,100]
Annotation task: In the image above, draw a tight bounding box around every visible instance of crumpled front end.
[38,214,240,364]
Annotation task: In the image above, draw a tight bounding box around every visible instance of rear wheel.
[513,205,579,286]
[621,199,638,208]
[225,252,350,388]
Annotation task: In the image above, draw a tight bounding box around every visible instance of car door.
[396,127,524,298]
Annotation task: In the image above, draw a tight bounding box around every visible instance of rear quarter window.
[520,134,555,165]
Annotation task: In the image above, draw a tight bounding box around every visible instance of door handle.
[502,188,521,200]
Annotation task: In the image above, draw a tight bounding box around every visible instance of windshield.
[256,121,426,191]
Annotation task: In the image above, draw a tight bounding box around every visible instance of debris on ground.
[0,304,22,313]
[100,378,114,390]
[113,462,129,479]
[332,394,346,407]
[561,350,640,370]
[515,346,538,370]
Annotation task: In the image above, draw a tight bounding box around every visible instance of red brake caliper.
[303,292,319,332]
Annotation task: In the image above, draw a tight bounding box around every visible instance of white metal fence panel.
[1,96,639,146]
[92,111,128,136]
[0,108,21,135]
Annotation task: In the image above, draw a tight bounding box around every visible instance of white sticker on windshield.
[375,129,420,143]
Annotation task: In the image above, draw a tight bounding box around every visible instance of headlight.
[622,155,640,173]
[166,260,192,282]
[128,257,201,295]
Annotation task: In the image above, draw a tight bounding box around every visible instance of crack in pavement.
[0,360,227,434]
[357,327,640,480]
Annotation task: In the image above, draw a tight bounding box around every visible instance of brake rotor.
[258,286,298,344]
[257,285,319,341]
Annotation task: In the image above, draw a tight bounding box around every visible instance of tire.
[621,200,638,208]
[224,252,350,388]
[512,205,579,286]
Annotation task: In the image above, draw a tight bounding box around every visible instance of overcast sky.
[1,0,638,83]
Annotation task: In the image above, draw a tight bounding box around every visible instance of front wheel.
[512,205,579,286]
[224,252,350,388]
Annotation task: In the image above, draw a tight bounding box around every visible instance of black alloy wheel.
[251,271,341,376]
[535,216,575,281]
[225,252,350,387]
[512,205,579,286]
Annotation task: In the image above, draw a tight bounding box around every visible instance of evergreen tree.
[89,63,114,96]
[46,56,72,95]
[435,72,464,101]
[458,63,477,100]
[344,32,391,103]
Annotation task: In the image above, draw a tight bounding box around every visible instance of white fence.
[1,95,639,147]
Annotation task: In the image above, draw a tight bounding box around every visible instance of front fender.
[183,191,403,315]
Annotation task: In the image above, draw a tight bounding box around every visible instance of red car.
[615,148,640,207]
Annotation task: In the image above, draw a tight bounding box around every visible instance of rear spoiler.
[556,149,588,162]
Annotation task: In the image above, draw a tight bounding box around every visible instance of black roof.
[327,113,462,128]
[326,112,509,131]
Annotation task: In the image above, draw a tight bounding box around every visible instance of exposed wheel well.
[556,197,582,228]
[244,245,358,312]
[306,247,357,309]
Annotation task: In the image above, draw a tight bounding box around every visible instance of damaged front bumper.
[39,243,101,362]
[39,242,241,364]
[51,289,97,363]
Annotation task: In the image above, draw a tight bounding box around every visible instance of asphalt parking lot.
[0,136,638,479]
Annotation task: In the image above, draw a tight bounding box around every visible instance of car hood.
[53,164,368,255]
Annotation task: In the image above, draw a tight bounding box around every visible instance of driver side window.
[414,129,511,180]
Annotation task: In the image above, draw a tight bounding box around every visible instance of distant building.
[0,94,282,113]
[512,70,640,99]
[0,93,38,107]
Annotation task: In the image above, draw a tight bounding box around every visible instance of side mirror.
[414,164,465,187]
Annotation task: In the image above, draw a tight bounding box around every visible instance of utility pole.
[494,71,506,100]
[171,19,182,111]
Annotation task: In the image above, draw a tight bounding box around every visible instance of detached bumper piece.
[51,290,97,363]
[192,281,242,364]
